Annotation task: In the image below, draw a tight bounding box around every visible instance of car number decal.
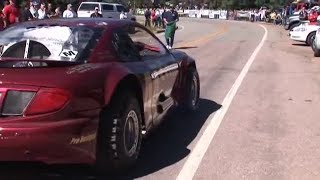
[59,49,78,58]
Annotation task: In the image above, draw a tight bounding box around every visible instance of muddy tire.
[95,90,142,174]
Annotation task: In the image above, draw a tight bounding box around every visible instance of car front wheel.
[306,32,316,46]
[182,67,200,111]
[312,39,320,57]
[96,90,142,174]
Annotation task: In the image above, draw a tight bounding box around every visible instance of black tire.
[314,49,320,57]
[306,31,316,46]
[181,67,200,111]
[95,90,142,174]
[289,23,300,31]
[311,39,320,57]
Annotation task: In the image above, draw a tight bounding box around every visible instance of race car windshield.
[0,25,101,62]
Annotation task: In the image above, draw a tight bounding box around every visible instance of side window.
[79,4,97,11]
[116,5,126,12]
[102,5,114,11]
[127,26,167,59]
[112,29,140,62]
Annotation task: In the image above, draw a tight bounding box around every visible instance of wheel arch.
[174,55,198,104]
[306,31,316,45]
[307,31,316,38]
[103,73,146,130]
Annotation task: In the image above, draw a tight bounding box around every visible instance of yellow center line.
[176,23,229,47]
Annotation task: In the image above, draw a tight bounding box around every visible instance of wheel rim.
[191,74,199,107]
[123,110,139,157]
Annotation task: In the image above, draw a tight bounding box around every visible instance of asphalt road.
[2,18,320,180]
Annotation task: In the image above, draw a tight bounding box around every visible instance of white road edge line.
[176,24,268,180]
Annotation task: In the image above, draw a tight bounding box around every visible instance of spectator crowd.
[0,0,121,30]
[144,7,180,29]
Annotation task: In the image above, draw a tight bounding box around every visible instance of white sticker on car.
[151,63,179,79]
[59,49,78,58]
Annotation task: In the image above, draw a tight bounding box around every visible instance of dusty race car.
[0,18,200,173]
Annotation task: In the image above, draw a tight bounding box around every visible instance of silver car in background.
[77,2,136,21]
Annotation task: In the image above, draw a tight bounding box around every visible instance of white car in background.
[77,2,136,21]
[289,23,319,46]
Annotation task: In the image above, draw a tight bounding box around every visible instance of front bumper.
[289,31,307,42]
[0,117,97,164]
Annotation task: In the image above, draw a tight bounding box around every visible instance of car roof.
[80,2,123,6]
[9,18,134,29]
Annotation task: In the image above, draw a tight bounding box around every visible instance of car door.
[111,26,156,130]
[126,25,180,126]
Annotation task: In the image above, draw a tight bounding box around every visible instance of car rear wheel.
[95,90,142,174]
[306,32,316,46]
[181,67,200,111]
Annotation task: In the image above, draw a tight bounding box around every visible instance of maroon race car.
[0,18,200,173]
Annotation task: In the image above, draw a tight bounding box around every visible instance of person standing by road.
[162,6,179,49]
[37,3,47,19]
[29,1,39,19]
[144,8,151,27]
[63,4,76,18]
[90,7,102,18]
[299,6,308,21]
[0,6,5,31]
[20,3,33,22]
[120,11,127,19]
[2,0,19,28]
[46,3,55,18]
[51,7,62,18]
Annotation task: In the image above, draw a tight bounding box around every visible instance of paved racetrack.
[2,18,320,180]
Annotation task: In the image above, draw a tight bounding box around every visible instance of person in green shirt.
[162,7,179,49]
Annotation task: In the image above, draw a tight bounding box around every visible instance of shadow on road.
[174,46,198,50]
[0,99,221,180]
[291,43,309,47]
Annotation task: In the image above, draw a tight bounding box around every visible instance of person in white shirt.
[63,4,76,18]
[120,11,127,19]
[37,3,46,19]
